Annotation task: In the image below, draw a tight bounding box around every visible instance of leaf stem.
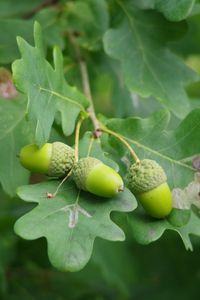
[68,32,101,137]
[100,126,140,163]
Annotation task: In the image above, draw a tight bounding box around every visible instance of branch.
[68,33,101,138]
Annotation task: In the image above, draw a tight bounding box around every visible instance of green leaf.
[103,1,198,118]
[0,97,31,196]
[0,8,66,64]
[66,0,109,51]
[104,109,200,248]
[14,131,137,271]
[133,0,195,21]
[155,0,195,21]
[14,180,136,271]
[12,22,89,146]
[105,109,199,188]
[129,208,200,250]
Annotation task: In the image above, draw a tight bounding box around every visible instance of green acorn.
[128,159,172,218]
[19,142,75,177]
[73,157,124,198]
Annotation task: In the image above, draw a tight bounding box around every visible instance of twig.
[68,32,101,138]
[100,126,140,163]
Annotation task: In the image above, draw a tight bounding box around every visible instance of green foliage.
[15,180,136,271]
[1,0,200,298]
[0,7,66,64]
[105,109,200,188]
[0,97,31,195]
[12,23,88,146]
[103,1,198,118]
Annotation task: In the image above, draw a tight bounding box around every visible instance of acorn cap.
[72,157,101,191]
[128,159,167,194]
[48,142,75,177]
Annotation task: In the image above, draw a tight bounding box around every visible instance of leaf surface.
[103,1,198,118]
[0,97,31,195]
[12,22,89,146]
[104,109,200,248]
[15,180,136,271]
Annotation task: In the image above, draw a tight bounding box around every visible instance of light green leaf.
[103,1,198,118]
[15,180,136,272]
[12,22,89,146]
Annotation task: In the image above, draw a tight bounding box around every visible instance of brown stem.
[68,32,101,138]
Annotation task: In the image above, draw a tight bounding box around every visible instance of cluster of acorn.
[19,142,172,219]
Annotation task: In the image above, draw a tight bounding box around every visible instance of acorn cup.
[127,159,172,218]
[19,142,75,177]
[73,157,124,198]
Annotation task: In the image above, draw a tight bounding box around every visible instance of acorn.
[19,142,75,177]
[73,157,124,198]
[127,159,172,218]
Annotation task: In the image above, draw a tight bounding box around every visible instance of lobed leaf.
[15,180,136,271]
[103,1,198,118]
[104,109,200,248]
[12,22,89,146]
[14,132,137,271]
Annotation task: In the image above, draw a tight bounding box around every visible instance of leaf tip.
[34,21,42,37]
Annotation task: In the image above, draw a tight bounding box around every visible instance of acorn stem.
[75,117,84,162]
[47,169,73,198]
[68,31,101,138]
[100,126,140,163]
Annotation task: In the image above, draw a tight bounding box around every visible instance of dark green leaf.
[0,0,43,18]
[103,1,198,118]
[0,97,31,195]
[129,208,200,250]
[155,0,195,21]
[0,8,66,64]
[105,109,199,188]
[66,0,109,51]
